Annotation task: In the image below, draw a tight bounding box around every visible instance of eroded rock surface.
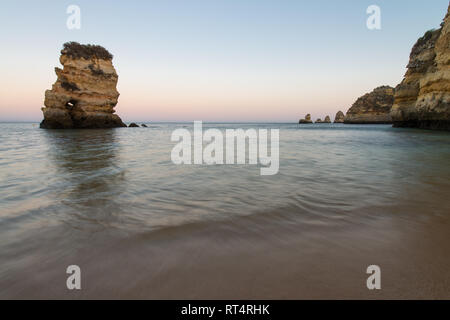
[344,86,394,124]
[334,111,345,123]
[391,5,450,130]
[299,114,313,124]
[40,42,126,129]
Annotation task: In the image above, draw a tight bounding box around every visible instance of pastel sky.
[0,0,448,122]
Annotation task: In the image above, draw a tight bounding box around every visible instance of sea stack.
[40,42,126,129]
[344,86,394,124]
[315,118,322,123]
[299,114,313,124]
[334,111,345,123]
[323,115,331,123]
[391,5,450,130]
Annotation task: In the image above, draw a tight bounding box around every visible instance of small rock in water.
[334,111,345,123]
[141,124,148,127]
[299,113,313,124]
[129,123,139,127]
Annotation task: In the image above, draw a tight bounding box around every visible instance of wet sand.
[2,203,450,299]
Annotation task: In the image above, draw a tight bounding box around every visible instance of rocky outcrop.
[129,123,139,127]
[323,115,331,123]
[40,42,126,129]
[334,111,345,123]
[141,124,148,127]
[299,114,313,124]
[315,118,322,123]
[344,86,394,124]
[391,5,450,130]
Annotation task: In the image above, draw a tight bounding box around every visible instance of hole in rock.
[65,100,77,109]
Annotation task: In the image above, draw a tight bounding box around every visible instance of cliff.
[391,5,450,130]
[344,86,394,124]
[40,42,126,129]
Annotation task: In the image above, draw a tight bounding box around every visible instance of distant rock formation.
[334,111,345,123]
[299,114,313,124]
[344,86,394,124]
[40,42,126,129]
[391,4,450,130]
[129,123,139,127]
[141,124,148,127]
[315,118,322,123]
[323,115,331,123]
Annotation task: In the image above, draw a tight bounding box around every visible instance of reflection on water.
[43,129,126,230]
[44,129,118,174]
[0,123,449,299]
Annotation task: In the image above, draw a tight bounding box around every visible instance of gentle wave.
[0,122,449,298]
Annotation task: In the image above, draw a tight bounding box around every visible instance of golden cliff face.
[344,86,394,124]
[391,5,450,130]
[40,42,126,129]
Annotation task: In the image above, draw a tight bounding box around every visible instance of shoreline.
[1,200,450,299]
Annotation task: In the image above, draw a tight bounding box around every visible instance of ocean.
[0,122,449,298]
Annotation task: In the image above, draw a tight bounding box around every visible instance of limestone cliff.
[391,5,450,130]
[344,86,394,124]
[334,111,345,123]
[40,42,126,129]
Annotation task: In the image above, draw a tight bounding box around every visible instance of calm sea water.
[0,122,449,299]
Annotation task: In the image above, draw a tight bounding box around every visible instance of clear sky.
[0,0,448,122]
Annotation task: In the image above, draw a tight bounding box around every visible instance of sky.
[0,0,448,122]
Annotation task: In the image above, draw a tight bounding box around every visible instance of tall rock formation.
[344,86,394,124]
[323,115,331,123]
[391,5,450,130]
[334,111,345,123]
[41,42,126,129]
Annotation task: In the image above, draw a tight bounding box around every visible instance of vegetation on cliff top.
[61,42,113,60]
[410,29,441,57]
